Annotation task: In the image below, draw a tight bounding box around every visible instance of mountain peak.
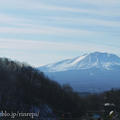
[89,51,115,56]
[39,52,120,72]
[87,52,120,63]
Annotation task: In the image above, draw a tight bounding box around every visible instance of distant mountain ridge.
[38,52,120,93]
[39,52,120,72]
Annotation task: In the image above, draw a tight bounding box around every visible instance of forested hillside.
[0,58,85,119]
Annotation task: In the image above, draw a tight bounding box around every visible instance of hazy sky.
[0,0,120,66]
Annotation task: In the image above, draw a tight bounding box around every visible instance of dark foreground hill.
[0,58,86,119]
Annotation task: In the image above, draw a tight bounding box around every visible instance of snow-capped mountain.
[39,52,120,72]
[38,52,120,93]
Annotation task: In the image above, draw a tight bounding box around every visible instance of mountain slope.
[39,52,120,72]
[38,52,120,93]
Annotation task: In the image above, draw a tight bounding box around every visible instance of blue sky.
[0,0,120,66]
